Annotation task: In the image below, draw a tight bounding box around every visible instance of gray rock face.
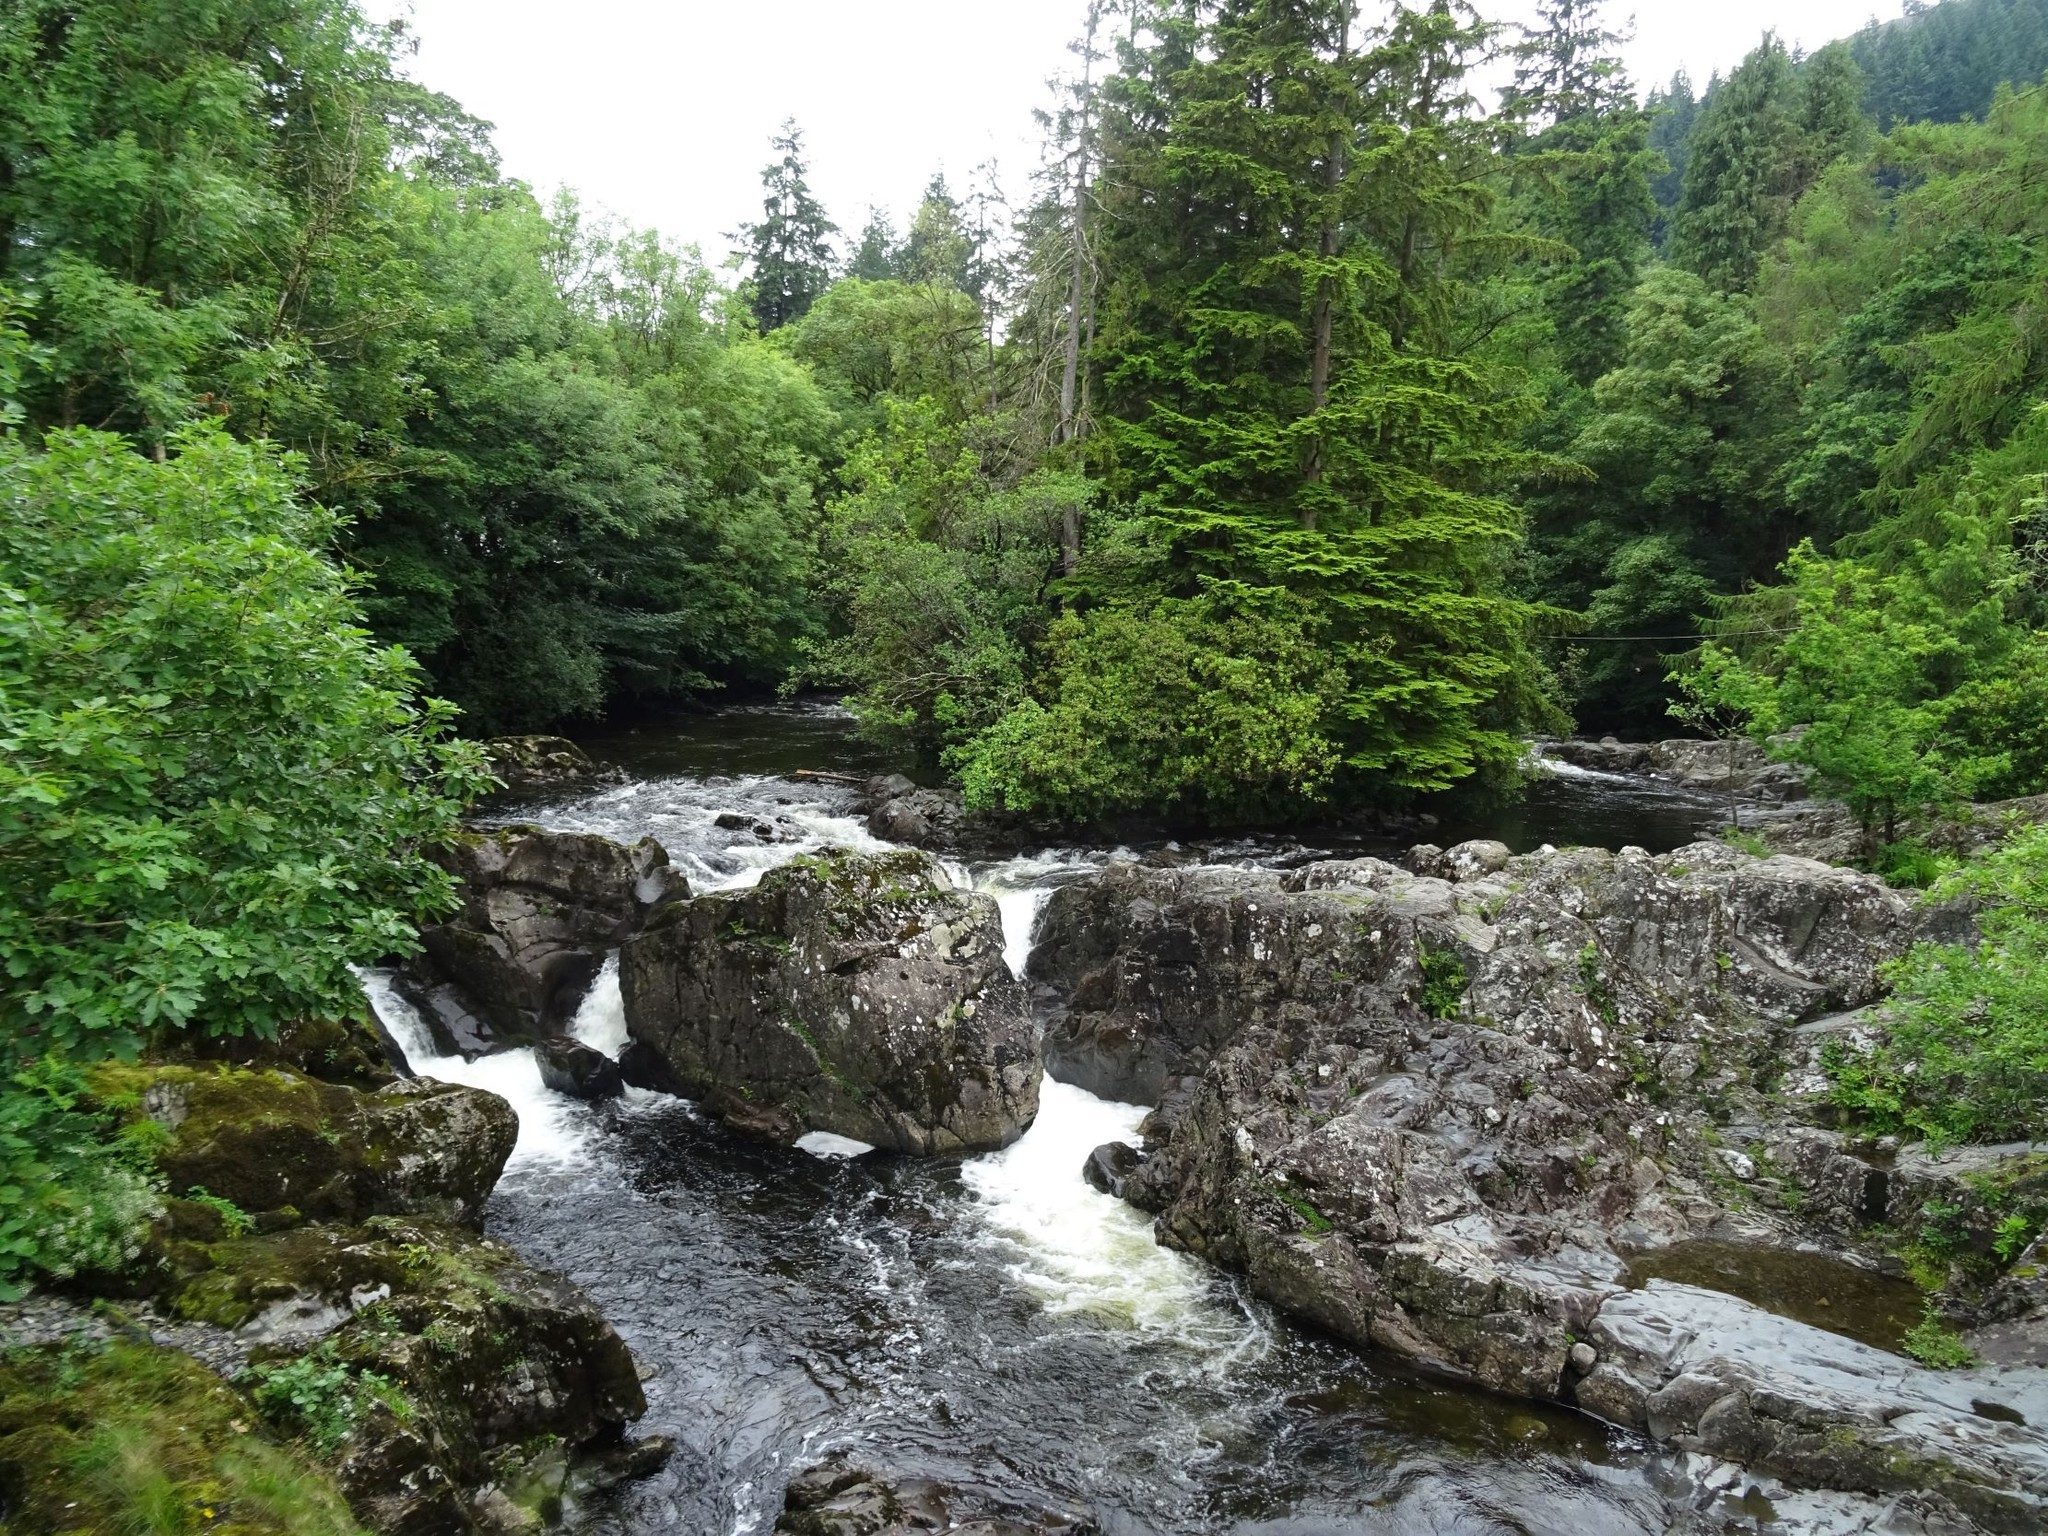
[1578,1282,2048,1533]
[416,826,689,1048]
[1030,842,2048,1515]
[621,848,1040,1154]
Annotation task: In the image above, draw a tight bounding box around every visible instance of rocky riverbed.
[12,706,2045,1536]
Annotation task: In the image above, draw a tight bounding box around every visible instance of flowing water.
[362,704,1785,1534]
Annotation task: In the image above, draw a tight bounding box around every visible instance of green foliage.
[1069,1,1565,812]
[0,1058,163,1300]
[1680,519,2039,841]
[1418,946,1469,1022]
[245,1344,411,1457]
[1824,824,2048,1149]
[0,424,489,1056]
[182,1188,255,1239]
[739,121,838,333]
[1902,1305,1978,1369]
[799,401,1067,767]
[0,1336,368,1536]
[956,596,1347,821]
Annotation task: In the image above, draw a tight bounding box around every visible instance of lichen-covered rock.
[1539,736,1810,804]
[148,1217,660,1536]
[478,736,625,805]
[775,1454,1097,1535]
[1037,843,1989,1431]
[103,1064,516,1231]
[621,847,1040,1154]
[416,826,689,1048]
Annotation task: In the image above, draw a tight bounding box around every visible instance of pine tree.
[847,207,900,281]
[1069,0,1558,798]
[1506,0,1657,384]
[901,174,973,292]
[739,121,838,332]
[1671,38,1803,293]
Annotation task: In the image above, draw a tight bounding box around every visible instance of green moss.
[0,1335,366,1535]
[1270,1184,1334,1235]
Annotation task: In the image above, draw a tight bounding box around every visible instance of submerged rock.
[416,825,689,1049]
[621,847,1040,1154]
[775,1454,1098,1535]
[536,1037,626,1101]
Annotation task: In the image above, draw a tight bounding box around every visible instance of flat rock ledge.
[622,847,1040,1154]
[775,1454,1098,1536]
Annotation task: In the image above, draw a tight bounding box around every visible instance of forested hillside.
[7,0,2048,835]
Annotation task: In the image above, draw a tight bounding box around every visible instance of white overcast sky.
[371,1,1907,265]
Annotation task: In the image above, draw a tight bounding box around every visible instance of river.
[365,703,1759,1535]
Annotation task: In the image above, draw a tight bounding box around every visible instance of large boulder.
[158,1218,662,1535]
[102,1063,516,1230]
[621,847,1040,1154]
[1035,843,2016,1482]
[415,826,689,1050]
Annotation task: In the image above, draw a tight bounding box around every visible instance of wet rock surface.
[6,1063,667,1536]
[621,847,1040,1154]
[1543,736,1811,805]
[1027,840,2048,1519]
[774,1454,1099,1535]
[537,1036,626,1101]
[415,825,690,1049]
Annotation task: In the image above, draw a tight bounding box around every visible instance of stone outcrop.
[775,1455,1098,1536]
[1760,791,2048,867]
[413,826,689,1051]
[536,1036,626,1101]
[101,1063,516,1231]
[621,847,1040,1154]
[478,735,626,806]
[16,1061,672,1536]
[1540,736,1810,804]
[1031,841,2048,1519]
[1577,1282,2048,1534]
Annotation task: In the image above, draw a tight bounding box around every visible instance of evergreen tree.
[966,0,1561,815]
[901,174,974,292]
[847,207,901,280]
[1671,37,1805,293]
[1646,70,1702,238]
[1506,0,1658,385]
[740,121,838,332]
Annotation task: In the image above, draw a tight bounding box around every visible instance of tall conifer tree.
[1073,0,1558,796]
[740,121,838,332]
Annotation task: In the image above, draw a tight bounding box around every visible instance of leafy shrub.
[183,1187,255,1238]
[245,1345,411,1456]
[956,596,1346,821]
[1418,947,1469,1021]
[1825,824,2048,1148]
[0,1059,163,1299]
[1875,841,1950,889]
[0,422,491,1058]
[1902,1306,1978,1370]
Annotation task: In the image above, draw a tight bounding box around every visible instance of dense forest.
[11,0,2048,836]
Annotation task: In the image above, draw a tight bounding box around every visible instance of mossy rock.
[93,1064,516,1233]
[149,1016,406,1090]
[0,1334,367,1535]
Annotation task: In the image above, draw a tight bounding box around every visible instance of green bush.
[0,1058,163,1300]
[1418,947,1469,1021]
[1825,823,2048,1148]
[0,421,491,1059]
[245,1345,412,1457]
